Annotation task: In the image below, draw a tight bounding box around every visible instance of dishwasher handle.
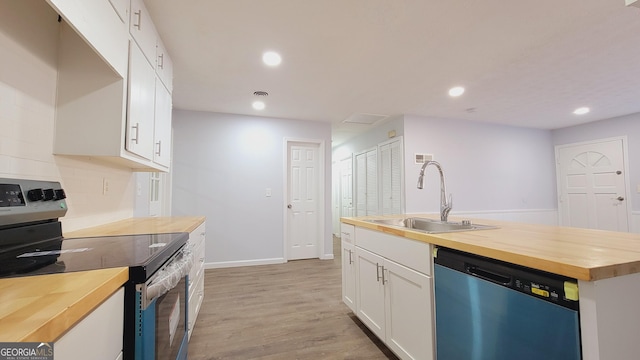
[466,264,512,286]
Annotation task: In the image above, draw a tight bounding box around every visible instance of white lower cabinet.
[345,224,435,360]
[187,222,206,340]
[55,287,124,360]
[383,258,433,360]
[342,240,357,312]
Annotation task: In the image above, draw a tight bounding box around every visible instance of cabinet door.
[153,80,172,167]
[384,260,434,360]
[129,0,157,66]
[156,38,173,92]
[55,288,124,360]
[342,240,356,312]
[126,41,156,160]
[355,247,385,340]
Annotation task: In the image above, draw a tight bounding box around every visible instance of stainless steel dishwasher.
[434,247,581,360]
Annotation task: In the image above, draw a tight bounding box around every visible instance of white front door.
[287,142,320,260]
[340,156,354,218]
[556,138,629,231]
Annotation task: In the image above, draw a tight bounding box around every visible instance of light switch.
[266,188,272,197]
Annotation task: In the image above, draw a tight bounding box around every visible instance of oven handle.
[145,248,194,302]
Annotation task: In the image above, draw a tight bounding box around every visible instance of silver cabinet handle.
[382,266,388,284]
[158,53,164,69]
[376,263,382,282]
[155,140,162,156]
[348,250,353,265]
[131,123,140,144]
[133,10,142,29]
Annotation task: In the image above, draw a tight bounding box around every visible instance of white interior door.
[340,156,354,218]
[556,138,629,231]
[287,142,320,260]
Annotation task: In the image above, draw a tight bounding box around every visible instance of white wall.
[333,114,558,225]
[403,115,557,217]
[0,1,134,232]
[171,110,332,267]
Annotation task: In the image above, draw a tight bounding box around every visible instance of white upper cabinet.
[129,0,157,68]
[126,41,157,161]
[153,79,173,167]
[156,38,174,93]
[50,0,173,172]
[47,0,129,78]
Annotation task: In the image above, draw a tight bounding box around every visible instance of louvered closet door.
[381,139,403,215]
[365,149,378,215]
[355,152,367,216]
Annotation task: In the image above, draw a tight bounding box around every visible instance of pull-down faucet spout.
[417,161,452,222]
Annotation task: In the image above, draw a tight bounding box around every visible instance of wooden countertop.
[64,216,205,238]
[342,215,640,281]
[0,267,128,342]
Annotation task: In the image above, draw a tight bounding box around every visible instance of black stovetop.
[2,232,188,283]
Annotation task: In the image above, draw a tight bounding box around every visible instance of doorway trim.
[554,136,632,230]
[283,137,328,260]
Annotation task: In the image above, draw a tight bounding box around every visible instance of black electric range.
[9,232,188,282]
[0,178,187,281]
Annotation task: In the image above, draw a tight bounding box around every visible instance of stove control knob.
[54,189,66,200]
[27,188,44,202]
[43,189,55,201]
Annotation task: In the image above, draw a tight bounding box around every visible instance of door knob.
[617,196,625,201]
[287,204,292,209]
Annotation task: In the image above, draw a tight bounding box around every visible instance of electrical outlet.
[103,178,110,195]
[266,188,272,197]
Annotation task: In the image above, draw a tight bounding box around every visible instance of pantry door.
[556,138,630,231]
[286,140,324,260]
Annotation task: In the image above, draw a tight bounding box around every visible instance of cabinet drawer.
[341,223,355,244]
[355,227,431,275]
[187,269,205,341]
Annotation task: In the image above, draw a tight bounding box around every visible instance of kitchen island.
[341,215,640,360]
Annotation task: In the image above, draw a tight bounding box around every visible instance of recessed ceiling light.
[252,101,265,110]
[262,51,282,66]
[448,86,465,97]
[573,107,590,115]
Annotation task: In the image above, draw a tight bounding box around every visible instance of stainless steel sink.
[365,217,497,234]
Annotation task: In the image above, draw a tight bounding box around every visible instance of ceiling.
[145,0,640,146]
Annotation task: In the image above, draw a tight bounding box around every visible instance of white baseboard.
[205,258,286,269]
[205,255,335,269]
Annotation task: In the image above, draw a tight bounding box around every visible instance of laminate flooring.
[187,237,398,360]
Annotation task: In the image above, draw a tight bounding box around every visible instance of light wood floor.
[188,238,398,359]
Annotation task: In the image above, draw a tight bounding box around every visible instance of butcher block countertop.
[0,267,128,342]
[64,216,205,238]
[342,215,640,282]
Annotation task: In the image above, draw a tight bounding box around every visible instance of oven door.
[135,277,188,360]
[155,276,188,360]
[135,247,192,360]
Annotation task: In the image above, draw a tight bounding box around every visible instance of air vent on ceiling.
[342,113,388,125]
[415,153,433,164]
[253,91,269,96]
